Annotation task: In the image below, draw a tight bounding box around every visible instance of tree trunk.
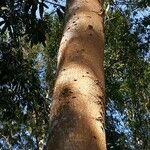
[47,0,106,149]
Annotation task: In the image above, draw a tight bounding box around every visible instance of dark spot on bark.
[73,21,75,23]
[82,75,85,77]
[74,79,77,81]
[93,136,97,139]
[74,23,77,26]
[89,33,92,36]
[66,101,70,104]
[86,72,89,74]
[99,112,103,116]
[86,15,91,18]
[96,117,103,122]
[101,127,104,132]
[88,25,93,30]
[72,96,76,99]
[98,95,103,100]
[63,69,66,71]
[101,106,105,113]
[102,123,105,128]
[96,82,99,85]
[95,80,99,82]
[61,88,72,97]
[94,80,99,85]
[96,100,102,105]
[67,27,70,30]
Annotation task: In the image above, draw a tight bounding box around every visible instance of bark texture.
[47,0,106,149]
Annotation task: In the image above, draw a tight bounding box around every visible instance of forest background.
[0,0,149,149]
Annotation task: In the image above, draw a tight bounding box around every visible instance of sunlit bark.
[47,0,106,149]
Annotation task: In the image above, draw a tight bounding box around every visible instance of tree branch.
[45,0,65,7]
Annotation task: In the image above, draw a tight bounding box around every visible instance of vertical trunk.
[47,0,106,149]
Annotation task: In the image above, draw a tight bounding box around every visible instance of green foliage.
[105,2,149,149]
[44,15,63,95]
[0,39,49,149]
[0,0,65,46]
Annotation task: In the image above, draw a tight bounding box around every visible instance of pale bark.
[47,0,106,149]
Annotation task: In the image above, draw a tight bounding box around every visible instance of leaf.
[31,4,37,18]
[0,20,5,26]
[56,8,64,21]
[42,3,49,9]
[1,23,7,34]
[142,16,150,27]
[60,6,66,13]
[0,0,6,7]
[42,41,46,47]
[24,3,31,13]
[39,3,44,19]
[1,6,9,10]
[7,25,13,37]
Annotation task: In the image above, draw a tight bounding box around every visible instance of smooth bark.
[47,0,106,149]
